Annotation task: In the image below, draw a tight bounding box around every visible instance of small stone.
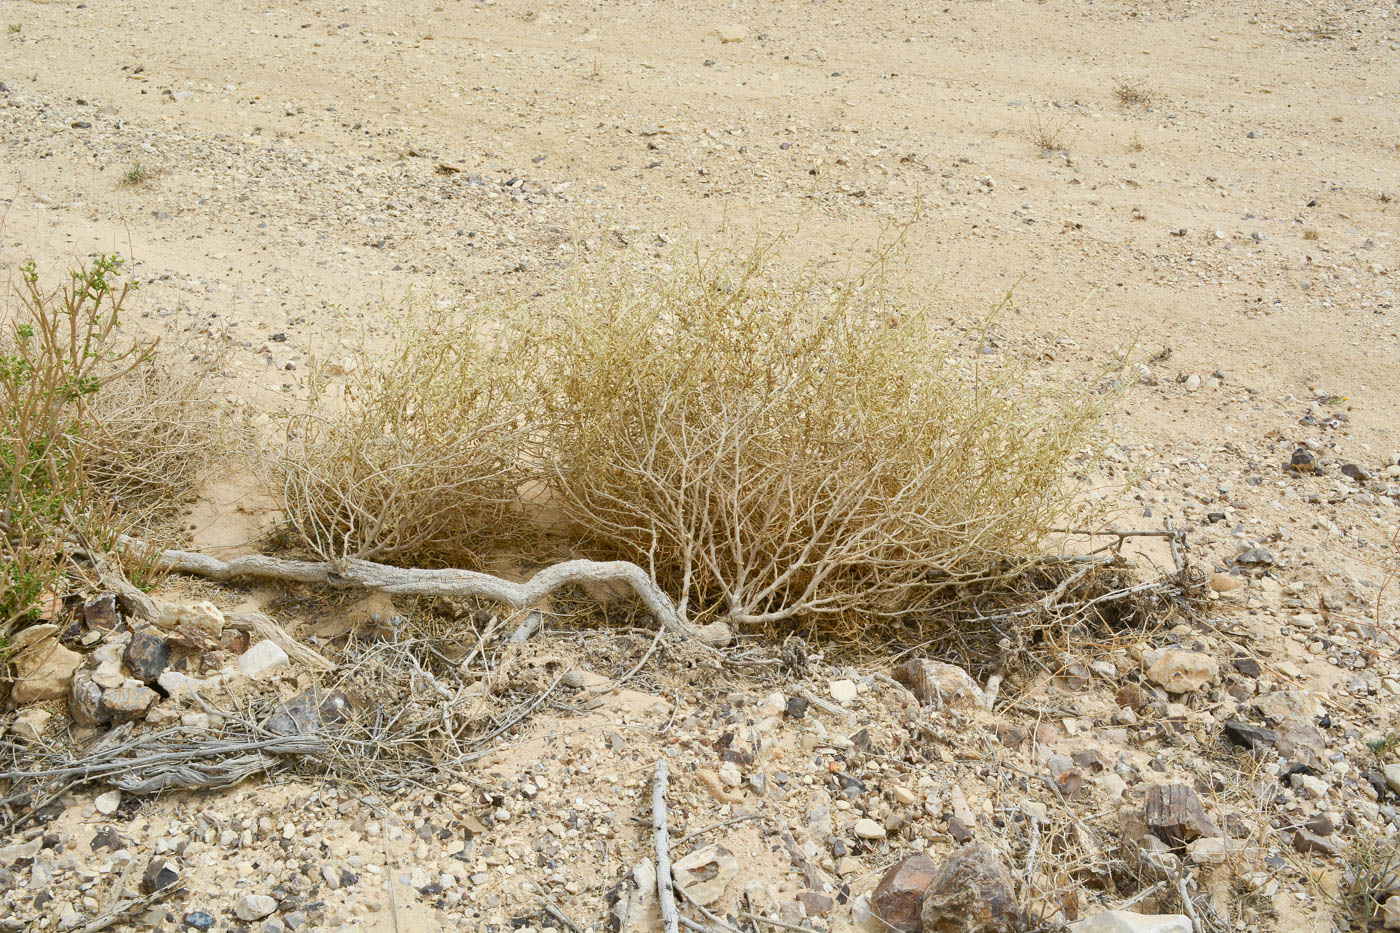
[82,594,120,631]
[1232,655,1261,678]
[103,684,159,724]
[1208,573,1242,593]
[1273,717,1327,771]
[235,894,278,922]
[872,852,936,933]
[1145,784,1219,846]
[8,708,52,742]
[237,641,290,679]
[1223,720,1277,751]
[123,630,171,684]
[1236,546,1274,566]
[95,791,122,816]
[828,679,859,705]
[947,816,974,844]
[156,601,225,638]
[1187,837,1229,865]
[1304,813,1335,837]
[184,911,215,931]
[69,671,110,728]
[921,843,1022,933]
[1289,449,1318,473]
[1292,828,1342,857]
[671,844,738,906]
[718,760,743,788]
[1383,763,1400,795]
[1341,463,1371,482]
[892,785,918,806]
[894,659,984,709]
[1183,373,1201,392]
[1071,911,1191,933]
[797,891,834,916]
[784,696,809,719]
[1146,649,1218,693]
[853,818,886,840]
[141,858,180,894]
[1381,897,1400,930]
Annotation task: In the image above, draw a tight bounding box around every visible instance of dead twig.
[654,759,680,933]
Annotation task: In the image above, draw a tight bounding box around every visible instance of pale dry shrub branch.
[277,302,538,568]
[533,237,1116,643]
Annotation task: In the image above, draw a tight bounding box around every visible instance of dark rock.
[1145,784,1220,846]
[947,817,974,844]
[83,594,120,631]
[141,858,180,894]
[871,852,936,933]
[1115,684,1147,712]
[339,869,358,888]
[1292,828,1342,857]
[779,634,809,671]
[69,671,111,729]
[1304,813,1335,837]
[783,696,809,720]
[1289,449,1318,473]
[1223,720,1277,751]
[123,630,171,684]
[262,688,352,736]
[1232,656,1261,678]
[921,843,1022,933]
[90,827,127,852]
[1340,463,1370,482]
[796,891,834,917]
[184,912,215,931]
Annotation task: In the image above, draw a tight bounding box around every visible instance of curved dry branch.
[117,536,732,647]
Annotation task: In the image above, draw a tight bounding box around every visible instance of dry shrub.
[277,303,537,567]
[534,240,1113,642]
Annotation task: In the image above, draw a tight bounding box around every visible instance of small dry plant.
[1113,79,1156,109]
[1027,107,1076,154]
[277,303,538,567]
[1,257,221,635]
[533,239,1112,642]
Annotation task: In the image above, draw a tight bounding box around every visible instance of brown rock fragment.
[872,852,936,933]
[1145,784,1220,846]
[921,843,1023,933]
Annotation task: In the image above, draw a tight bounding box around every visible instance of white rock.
[234,894,278,921]
[1382,763,1400,795]
[1072,910,1192,933]
[1145,649,1218,693]
[237,640,290,679]
[158,670,203,695]
[156,600,226,637]
[9,625,83,704]
[718,760,743,788]
[671,844,738,906]
[95,791,122,815]
[8,708,52,742]
[1183,373,1201,392]
[1187,837,1230,865]
[828,679,859,705]
[853,818,886,840]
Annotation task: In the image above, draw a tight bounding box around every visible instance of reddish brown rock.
[872,852,937,933]
[921,844,1023,933]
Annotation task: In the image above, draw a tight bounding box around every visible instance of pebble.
[234,895,278,922]
[854,818,886,840]
[95,791,122,815]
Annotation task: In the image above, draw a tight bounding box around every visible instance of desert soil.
[2,0,1399,931]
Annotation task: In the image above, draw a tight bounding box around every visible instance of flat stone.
[921,843,1022,933]
[797,891,833,916]
[262,688,352,735]
[1223,720,1277,751]
[8,707,52,742]
[671,844,738,906]
[1273,717,1327,771]
[1207,573,1242,593]
[141,858,179,894]
[10,627,83,704]
[1071,910,1192,933]
[872,852,936,933]
[95,791,121,815]
[123,630,171,684]
[69,671,111,728]
[103,684,159,724]
[894,659,985,709]
[156,601,225,638]
[828,679,859,705]
[83,594,120,631]
[853,818,886,840]
[1292,828,1342,857]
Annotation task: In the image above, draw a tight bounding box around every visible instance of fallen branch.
[653,759,680,933]
[118,536,731,647]
[76,882,185,933]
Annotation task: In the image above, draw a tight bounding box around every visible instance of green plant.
[120,162,154,187]
[1367,731,1400,760]
[533,239,1112,643]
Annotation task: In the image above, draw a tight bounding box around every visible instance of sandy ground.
[2,1,1400,931]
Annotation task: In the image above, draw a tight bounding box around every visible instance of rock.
[1273,717,1326,771]
[1292,828,1342,857]
[1382,763,1400,795]
[184,912,215,932]
[1382,897,1400,930]
[1145,649,1218,693]
[237,641,289,679]
[92,659,125,689]
[671,844,738,906]
[1254,689,1320,723]
[262,688,352,735]
[1236,546,1274,566]
[235,895,278,922]
[1232,655,1261,678]
[9,625,83,703]
[95,791,122,816]
[784,696,809,719]
[610,859,658,933]
[141,858,180,893]
[1182,373,1201,392]
[156,601,225,638]
[69,671,111,728]
[1208,573,1242,593]
[123,630,171,684]
[83,594,120,631]
[1304,813,1335,837]
[921,843,1022,933]
[1144,784,1219,846]
[103,684,159,724]
[1341,463,1371,482]
[158,670,203,696]
[8,707,51,742]
[1222,720,1277,751]
[894,659,985,709]
[829,679,859,705]
[1289,449,1318,473]
[853,818,886,840]
[1186,837,1230,865]
[871,853,936,933]
[1071,911,1191,933]
[0,836,42,865]
[797,892,834,916]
